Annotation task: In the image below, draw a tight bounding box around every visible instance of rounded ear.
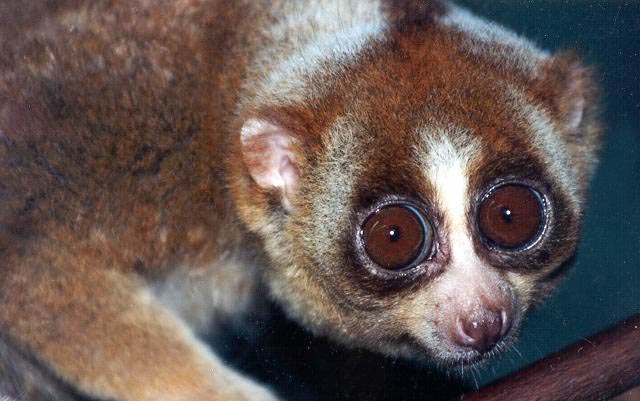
[240,118,299,211]
[538,52,603,182]
[544,52,599,133]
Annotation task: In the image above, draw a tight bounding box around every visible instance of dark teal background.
[216,2,640,400]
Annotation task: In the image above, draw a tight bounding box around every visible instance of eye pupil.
[388,226,401,242]
[478,184,545,249]
[361,204,432,270]
[501,208,513,223]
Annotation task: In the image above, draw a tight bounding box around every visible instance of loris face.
[230,3,600,366]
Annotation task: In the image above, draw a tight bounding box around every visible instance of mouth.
[382,331,518,369]
[437,339,514,367]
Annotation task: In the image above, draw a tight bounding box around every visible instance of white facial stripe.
[250,0,387,106]
[416,129,482,270]
[438,2,549,75]
[428,140,468,230]
[508,86,581,210]
[410,131,503,350]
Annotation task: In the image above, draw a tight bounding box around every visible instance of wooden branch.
[459,314,640,401]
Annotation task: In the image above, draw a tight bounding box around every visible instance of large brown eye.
[478,184,545,249]
[361,204,432,270]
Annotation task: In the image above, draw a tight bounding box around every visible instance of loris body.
[0,1,600,401]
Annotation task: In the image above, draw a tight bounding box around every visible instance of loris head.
[228,2,601,366]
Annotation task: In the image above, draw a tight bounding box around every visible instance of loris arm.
[459,313,640,401]
[0,246,278,401]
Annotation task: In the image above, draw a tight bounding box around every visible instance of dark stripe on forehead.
[381,0,447,30]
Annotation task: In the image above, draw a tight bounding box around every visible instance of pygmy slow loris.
[0,1,601,400]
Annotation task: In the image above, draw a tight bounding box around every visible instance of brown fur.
[0,1,601,400]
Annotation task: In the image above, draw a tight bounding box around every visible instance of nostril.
[454,309,510,354]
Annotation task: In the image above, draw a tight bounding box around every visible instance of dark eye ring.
[477,183,547,250]
[359,203,434,271]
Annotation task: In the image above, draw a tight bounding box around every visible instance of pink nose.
[454,309,511,354]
